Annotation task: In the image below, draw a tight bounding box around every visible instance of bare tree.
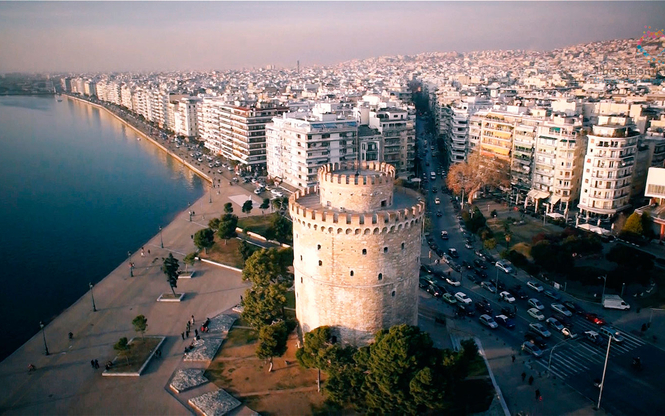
[446,151,509,205]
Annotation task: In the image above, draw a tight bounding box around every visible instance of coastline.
[65,94,213,185]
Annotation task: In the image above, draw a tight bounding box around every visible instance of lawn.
[206,325,325,415]
[200,236,244,269]
[238,214,278,238]
[105,337,162,374]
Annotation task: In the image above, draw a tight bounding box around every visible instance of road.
[414,114,665,415]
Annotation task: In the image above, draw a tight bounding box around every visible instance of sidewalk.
[0,177,258,414]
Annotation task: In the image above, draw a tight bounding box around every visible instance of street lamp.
[495,267,500,297]
[159,226,164,249]
[547,337,575,377]
[599,275,607,302]
[89,282,97,312]
[128,251,133,277]
[40,321,49,356]
[209,186,212,203]
[595,336,613,411]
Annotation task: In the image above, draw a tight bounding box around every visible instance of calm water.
[0,96,205,361]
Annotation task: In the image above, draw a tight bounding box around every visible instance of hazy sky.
[0,1,663,73]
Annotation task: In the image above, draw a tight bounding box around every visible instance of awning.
[527,189,550,199]
[547,212,565,219]
[550,194,561,205]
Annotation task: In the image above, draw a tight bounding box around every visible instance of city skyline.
[1,1,664,73]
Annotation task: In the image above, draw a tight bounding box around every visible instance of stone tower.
[290,161,425,346]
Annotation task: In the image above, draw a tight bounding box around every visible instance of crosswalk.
[533,318,645,380]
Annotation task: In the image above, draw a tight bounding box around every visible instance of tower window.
[381,200,387,207]
[300,255,303,261]
[362,249,367,255]
[392,290,396,297]
[378,273,383,281]
[317,244,321,250]
[319,260,322,266]
[301,277,303,283]
[401,242,405,250]
[384,247,388,253]
[350,270,354,276]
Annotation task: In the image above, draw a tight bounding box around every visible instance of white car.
[495,260,514,274]
[550,303,572,317]
[527,281,544,292]
[499,291,516,303]
[435,197,441,205]
[455,292,472,305]
[528,298,545,310]
[479,314,499,329]
[481,281,497,293]
[254,188,263,195]
[529,323,552,338]
[527,308,545,321]
[445,276,461,287]
[271,189,283,197]
[546,317,565,332]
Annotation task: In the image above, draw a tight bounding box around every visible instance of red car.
[584,313,606,326]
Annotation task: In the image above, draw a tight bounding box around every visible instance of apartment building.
[201,100,288,170]
[120,84,134,111]
[266,111,358,189]
[578,115,640,218]
[368,107,415,175]
[443,97,493,164]
[172,97,200,138]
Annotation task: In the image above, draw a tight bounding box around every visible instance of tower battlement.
[318,161,395,187]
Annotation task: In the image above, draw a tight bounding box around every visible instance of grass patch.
[106,337,161,374]
[201,236,244,268]
[466,355,490,378]
[238,214,279,237]
[223,327,259,348]
[451,378,495,414]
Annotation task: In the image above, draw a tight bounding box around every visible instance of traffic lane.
[566,342,665,416]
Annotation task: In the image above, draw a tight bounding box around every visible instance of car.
[527,308,545,321]
[253,188,263,195]
[419,278,430,289]
[552,313,573,328]
[511,285,529,299]
[435,197,441,205]
[442,293,457,305]
[448,248,459,258]
[528,298,545,310]
[420,265,433,275]
[563,300,584,315]
[462,260,472,270]
[436,210,443,217]
[475,300,493,315]
[456,303,475,316]
[495,260,514,274]
[467,272,481,284]
[474,259,487,269]
[473,268,488,279]
[426,284,443,297]
[522,341,544,358]
[449,262,461,272]
[479,314,499,329]
[562,327,578,339]
[442,254,453,264]
[526,281,544,292]
[499,291,516,303]
[440,230,448,240]
[475,250,487,261]
[270,189,284,198]
[465,240,474,249]
[455,292,472,304]
[544,290,561,301]
[546,317,565,332]
[217,169,223,173]
[481,281,497,293]
[584,313,606,326]
[501,306,517,318]
[524,334,548,350]
[497,281,507,292]
[494,314,516,329]
[584,330,604,345]
[445,276,461,287]
[529,323,552,338]
[551,303,573,317]
[598,326,624,343]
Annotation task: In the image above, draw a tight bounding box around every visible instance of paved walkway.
[0,161,263,414]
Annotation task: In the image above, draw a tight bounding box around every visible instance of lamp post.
[128,251,133,277]
[495,266,500,297]
[209,186,212,203]
[40,321,49,356]
[595,336,613,411]
[547,337,575,377]
[599,275,607,303]
[89,282,97,312]
[159,226,163,249]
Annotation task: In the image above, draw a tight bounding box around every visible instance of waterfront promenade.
[0,99,265,414]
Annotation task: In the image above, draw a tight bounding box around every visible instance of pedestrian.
[191,315,195,325]
[528,375,534,385]
[91,359,96,368]
[195,329,199,337]
[186,330,190,338]
[535,389,541,400]
[181,332,185,340]
[512,354,516,363]
[186,321,191,331]
[69,332,74,340]
[148,250,150,255]
[28,364,36,372]
[521,372,527,382]
[94,359,99,369]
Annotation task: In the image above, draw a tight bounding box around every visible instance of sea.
[0,95,205,361]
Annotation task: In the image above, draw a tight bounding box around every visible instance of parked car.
[440,230,448,240]
[529,323,552,338]
[528,298,545,310]
[499,291,516,303]
[462,260,473,270]
[435,197,441,205]
[527,308,545,321]
[546,317,565,332]
[501,306,517,318]
[584,313,606,326]
[456,303,475,316]
[495,314,516,329]
[481,281,497,293]
[465,240,474,249]
[511,285,529,300]
[475,250,487,261]
[445,276,461,287]
[442,293,457,305]
[426,284,443,297]
[584,330,604,345]
[522,341,544,358]
[524,334,548,350]
[455,292,472,305]
[467,272,481,284]
[474,268,488,279]
[474,259,487,269]
[419,278,430,289]
[475,300,493,315]
[552,313,573,328]
[563,300,584,315]
[551,303,573,317]
[479,314,499,329]
[436,210,443,217]
[527,281,544,292]
[495,260,514,274]
[544,290,561,301]
[448,248,459,258]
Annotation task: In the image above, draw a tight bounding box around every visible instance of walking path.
[0,100,271,414]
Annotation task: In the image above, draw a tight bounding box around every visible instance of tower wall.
[318,161,395,212]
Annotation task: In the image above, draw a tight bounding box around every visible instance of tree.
[641,212,655,239]
[183,252,197,272]
[446,151,509,204]
[271,198,282,212]
[242,284,289,330]
[260,198,270,213]
[280,197,289,211]
[242,248,291,286]
[296,326,337,392]
[622,212,643,237]
[239,240,261,264]
[194,228,215,253]
[162,253,180,296]
[483,238,497,250]
[224,202,233,214]
[113,337,131,365]
[256,320,289,372]
[242,200,253,214]
[208,217,221,232]
[132,315,148,341]
[503,219,513,250]
[270,215,293,243]
[217,214,238,245]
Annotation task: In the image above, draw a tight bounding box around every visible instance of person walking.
[186,330,190,338]
[521,372,527,382]
[528,375,534,385]
[191,315,195,325]
[512,354,516,363]
[186,321,191,331]
[91,359,96,369]
[195,329,198,337]
[181,332,185,340]
[69,332,74,340]
[94,359,99,369]
[535,389,541,401]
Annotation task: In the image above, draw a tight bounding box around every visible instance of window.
[317,244,321,250]
[301,277,303,283]
[319,260,322,266]
[350,270,354,276]
[401,243,405,250]
[392,290,396,297]
[300,255,303,261]
[378,273,383,281]
[384,247,388,253]
[381,200,387,207]
[362,249,367,255]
